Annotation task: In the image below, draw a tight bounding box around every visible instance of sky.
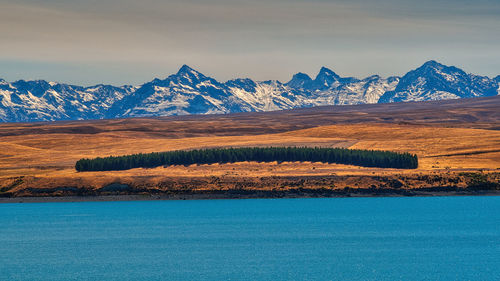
[0,0,499,86]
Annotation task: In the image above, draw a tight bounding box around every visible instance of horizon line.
[1,59,498,87]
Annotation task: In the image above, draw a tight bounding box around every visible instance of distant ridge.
[0,61,498,122]
[379,60,498,103]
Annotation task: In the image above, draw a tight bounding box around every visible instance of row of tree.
[75,147,418,171]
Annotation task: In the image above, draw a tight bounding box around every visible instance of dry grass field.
[0,96,499,197]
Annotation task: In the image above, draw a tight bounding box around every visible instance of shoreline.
[1,189,499,204]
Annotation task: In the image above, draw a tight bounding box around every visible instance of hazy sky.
[1,0,499,85]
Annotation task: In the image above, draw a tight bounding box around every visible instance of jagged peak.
[170,64,212,84]
[417,60,462,73]
[415,60,446,73]
[291,72,312,81]
[286,72,313,88]
[313,66,341,88]
[176,64,202,76]
[406,60,469,81]
[422,60,442,67]
[317,66,339,78]
[12,79,51,87]
[315,66,340,82]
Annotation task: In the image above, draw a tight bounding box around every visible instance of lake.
[0,196,499,280]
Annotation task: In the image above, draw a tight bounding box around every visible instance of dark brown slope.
[0,95,499,138]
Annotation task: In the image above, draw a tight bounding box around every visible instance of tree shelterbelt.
[75,147,418,172]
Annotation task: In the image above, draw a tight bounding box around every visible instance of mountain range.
[0,60,498,122]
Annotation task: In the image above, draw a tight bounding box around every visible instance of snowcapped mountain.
[107,65,253,117]
[0,61,498,122]
[0,79,134,122]
[379,60,498,103]
[495,75,500,95]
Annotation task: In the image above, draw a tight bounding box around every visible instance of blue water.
[0,196,499,281]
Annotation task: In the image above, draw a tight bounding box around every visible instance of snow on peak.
[317,67,339,78]
[314,67,341,88]
[0,61,497,122]
[379,61,497,103]
[417,60,464,76]
[177,65,201,77]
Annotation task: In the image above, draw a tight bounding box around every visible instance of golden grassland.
[0,96,499,196]
[0,123,499,194]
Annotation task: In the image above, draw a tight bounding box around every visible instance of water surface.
[1,196,499,280]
